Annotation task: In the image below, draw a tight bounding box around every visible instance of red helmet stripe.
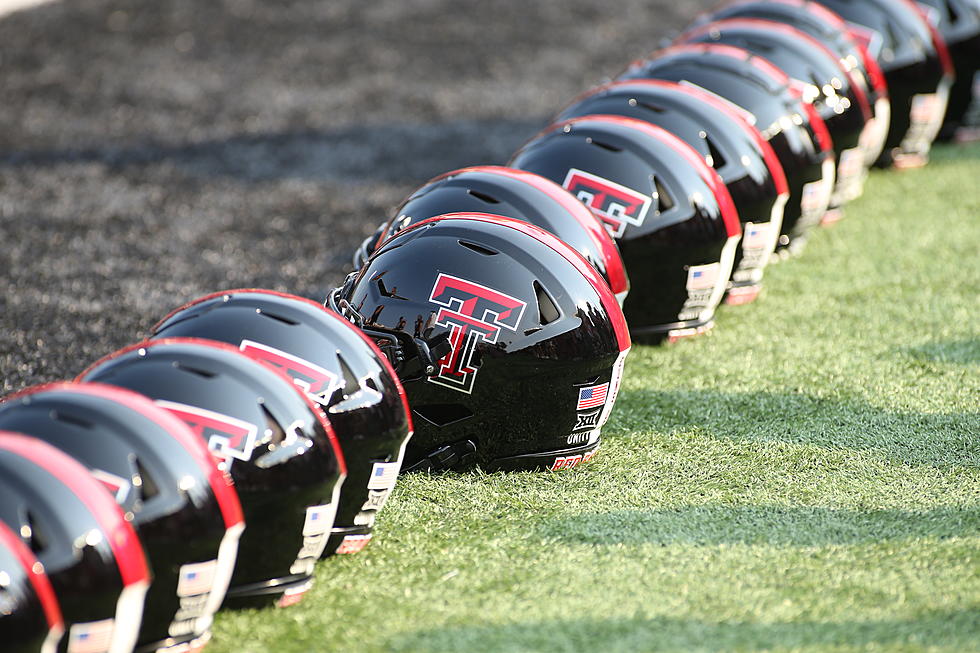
[400,213,631,353]
[897,0,955,75]
[5,382,246,530]
[0,518,63,630]
[0,432,150,587]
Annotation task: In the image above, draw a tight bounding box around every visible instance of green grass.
[210,142,980,653]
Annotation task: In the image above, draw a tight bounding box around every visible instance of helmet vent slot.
[947,1,960,23]
[50,409,94,430]
[412,404,473,427]
[534,281,561,325]
[458,240,499,256]
[258,310,299,326]
[172,362,216,379]
[24,510,47,554]
[636,100,667,114]
[586,137,622,153]
[466,189,501,204]
[652,176,675,212]
[376,276,408,299]
[337,353,361,396]
[705,135,727,170]
[135,458,160,501]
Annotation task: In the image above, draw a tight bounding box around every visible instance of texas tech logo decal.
[239,339,339,406]
[155,399,259,467]
[428,273,528,394]
[562,168,653,238]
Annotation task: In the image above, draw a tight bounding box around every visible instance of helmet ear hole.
[412,404,473,427]
[534,281,561,325]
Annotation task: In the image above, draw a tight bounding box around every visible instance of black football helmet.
[0,519,63,653]
[329,213,631,472]
[689,0,891,196]
[554,79,791,305]
[814,0,955,166]
[77,338,347,609]
[0,432,151,653]
[150,289,413,557]
[510,114,742,342]
[916,0,980,140]
[0,382,246,653]
[353,166,631,306]
[675,18,872,217]
[618,43,837,257]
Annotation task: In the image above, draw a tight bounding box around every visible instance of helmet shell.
[511,114,742,341]
[151,289,413,557]
[0,520,63,653]
[619,44,837,256]
[0,382,245,652]
[330,213,630,472]
[77,338,346,608]
[0,432,151,653]
[555,79,790,305]
[354,166,630,305]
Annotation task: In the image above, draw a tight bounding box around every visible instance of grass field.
[213,143,980,652]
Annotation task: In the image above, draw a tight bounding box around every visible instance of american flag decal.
[68,619,115,653]
[366,462,400,490]
[686,263,720,291]
[177,560,217,597]
[577,383,609,410]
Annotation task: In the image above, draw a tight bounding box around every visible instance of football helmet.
[150,289,413,557]
[689,0,892,191]
[0,520,63,653]
[353,166,630,306]
[329,213,631,472]
[0,432,151,653]
[510,114,742,341]
[814,0,955,166]
[554,79,791,305]
[0,382,245,652]
[916,0,980,140]
[77,338,346,609]
[618,43,836,257]
[675,18,872,215]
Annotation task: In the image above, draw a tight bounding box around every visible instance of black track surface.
[0,0,712,392]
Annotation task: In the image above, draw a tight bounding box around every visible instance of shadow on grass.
[905,338,980,366]
[613,388,979,469]
[535,504,980,547]
[0,117,549,184]
[390,609,980,653]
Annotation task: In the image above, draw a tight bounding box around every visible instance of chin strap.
[402,440,477,473]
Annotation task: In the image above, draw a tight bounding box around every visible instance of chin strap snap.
[402,440,477,473]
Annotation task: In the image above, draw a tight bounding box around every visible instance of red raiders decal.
[154,399,259,467]
[428,273,528,394]
[561,168,653,238]
[238,339,340,405]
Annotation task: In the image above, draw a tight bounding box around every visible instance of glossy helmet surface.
[618,43,836,257]
[151,289,413,557]
[0,382,245,652]
[554,80,790,305]
[675,18,872,214]
[813,0,954,166]
[77,338,347,609]
[0,520,63,653]
[353,166,630,306]
[510,114,742,342]
[0,432,150,653]
[916,0,980,139]
[329,213,631,472]
[689,0,891,186]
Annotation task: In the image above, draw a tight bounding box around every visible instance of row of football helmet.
[3,0,977,651]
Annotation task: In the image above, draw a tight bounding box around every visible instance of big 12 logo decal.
[428,273,528,394]
[562,168,653,238]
